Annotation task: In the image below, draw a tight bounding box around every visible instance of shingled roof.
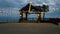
[19,3,43,12]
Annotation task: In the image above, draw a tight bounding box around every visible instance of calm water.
[0,13,39,22]
[0,10,49,22]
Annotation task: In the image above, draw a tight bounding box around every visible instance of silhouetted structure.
[19,3,49,22]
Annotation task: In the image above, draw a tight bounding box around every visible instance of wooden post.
[43,12,45,21]
[25,12,28,20]
[19,11,23,22]
[37,11,41,22]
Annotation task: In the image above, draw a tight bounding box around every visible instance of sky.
[0,0,60,18]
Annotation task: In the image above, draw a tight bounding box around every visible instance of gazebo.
[19,3,49,22]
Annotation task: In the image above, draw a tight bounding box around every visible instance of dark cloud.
[0,0,15,8]
[0,0,60,18]
[0,0,26,8]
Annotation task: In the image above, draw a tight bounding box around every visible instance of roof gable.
[20,3,42,11]
[19,3,49,12]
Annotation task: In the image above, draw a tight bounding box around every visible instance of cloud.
[0,0,59,8]
[0,0,28,8]
[42,0,59,13]
[0,0,60,18]
[0,8,20,17]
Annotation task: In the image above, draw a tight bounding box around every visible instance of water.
[0,17,19,22]
[0,13,39,22]
[0,13,50,22]
[0,10,50,22]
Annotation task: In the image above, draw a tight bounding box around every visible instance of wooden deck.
[0,23,59,34]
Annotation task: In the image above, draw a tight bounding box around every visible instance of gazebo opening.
[19,3,49,22]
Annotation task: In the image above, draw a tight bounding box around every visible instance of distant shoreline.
[0,18,60,23]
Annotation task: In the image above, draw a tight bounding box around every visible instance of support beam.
[37,11,41,22]
[43,12,45,21]
[19,11,23,22]
[25,12,28,20]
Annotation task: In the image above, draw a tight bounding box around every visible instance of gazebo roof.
[19,3,43,12]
